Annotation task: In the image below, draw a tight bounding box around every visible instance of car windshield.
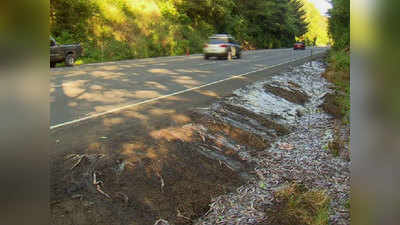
[209,37,229,44]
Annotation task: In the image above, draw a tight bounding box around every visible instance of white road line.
[197,62,217,66]
[50,52,323,130]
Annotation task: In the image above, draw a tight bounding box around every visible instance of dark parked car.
[293,42,306,50]
[50,36,83,67]
[203,34,242,60]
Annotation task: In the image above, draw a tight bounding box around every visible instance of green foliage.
[324,0,350,124]
[328,0,350,49]
[50,0,312,64]
[345,199,350,209]
[330,48,350,72]
[326,0,350,120]
[324,49,350,124]
[298,0,330,46]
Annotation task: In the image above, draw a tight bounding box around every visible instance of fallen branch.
[177,209,191,221]
[96,184,111,199]
[115,192,129,204]
[156,172,165,192]
[70,155,86,170]
[223,162,234,171]
[93,171,97,185]
[64,154,78,160]
[153,219,170,225]
[71,194,83,200]
[93,172,111,199]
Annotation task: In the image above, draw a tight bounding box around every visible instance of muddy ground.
[50,54,348,225]
[51,139,244,225]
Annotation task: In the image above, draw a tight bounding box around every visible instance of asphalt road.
[50,48,327,128]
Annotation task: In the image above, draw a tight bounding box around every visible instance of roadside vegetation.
[323,49,350,122]
[261,183,330,225]
[50,0,328,64]
[324,0,350,122]
[322,0,350,159]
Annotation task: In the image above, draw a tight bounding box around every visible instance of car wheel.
[50,62,56,68]
[204,54,209,60]
[65,54,75,67]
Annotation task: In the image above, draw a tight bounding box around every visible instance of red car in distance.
[293,42,306,50]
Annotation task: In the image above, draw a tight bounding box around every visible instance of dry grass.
[328,139,342,157]
[326,122,350,161]
[260,183,330,225]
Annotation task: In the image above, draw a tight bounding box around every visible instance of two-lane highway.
[50,48,327,128]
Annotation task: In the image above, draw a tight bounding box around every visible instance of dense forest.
[50,0,328,63]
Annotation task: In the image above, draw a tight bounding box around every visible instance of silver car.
[203,34,242,60]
